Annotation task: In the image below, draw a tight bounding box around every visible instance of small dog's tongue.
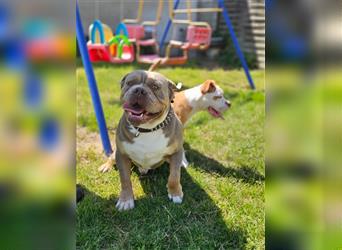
[208,106,224,119]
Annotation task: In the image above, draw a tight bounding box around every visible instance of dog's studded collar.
[130,108,173,137]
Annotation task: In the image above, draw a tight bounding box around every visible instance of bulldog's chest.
[122,129,173,169]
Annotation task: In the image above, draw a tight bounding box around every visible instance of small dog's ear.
[167,79,178,101]
[120,74,128,89]
[200,80,216,94]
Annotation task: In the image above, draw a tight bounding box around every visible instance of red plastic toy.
[87,20,134,63]
[87,44,112,62]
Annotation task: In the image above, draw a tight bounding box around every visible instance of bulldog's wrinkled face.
[120,70,175,127]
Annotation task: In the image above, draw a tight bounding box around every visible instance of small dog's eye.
[213,96,222,100]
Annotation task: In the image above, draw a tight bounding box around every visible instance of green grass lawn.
[76,64,265,249]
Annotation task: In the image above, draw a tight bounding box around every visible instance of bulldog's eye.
[151,84,160,90]
[213,95,222,100]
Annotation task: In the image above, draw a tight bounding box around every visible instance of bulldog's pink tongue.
[123,102,145,117]
[124,103,143,112]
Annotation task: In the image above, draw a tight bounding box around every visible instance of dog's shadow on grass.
[77,163,249,249]
[77,144,264,249]
[184,143,265,184]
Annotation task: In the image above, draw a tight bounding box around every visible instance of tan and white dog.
[114,70,184,211]
[173,79,231,167]
[148,59,231,124]
[173,80,231,125]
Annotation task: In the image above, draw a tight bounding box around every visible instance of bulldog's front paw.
[167,185,183,204]
[98,162,112,173]
[98,153,116,173]
[168,193,183,204]
[116,198,134,211]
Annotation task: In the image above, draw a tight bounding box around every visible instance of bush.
[218,35,258,69]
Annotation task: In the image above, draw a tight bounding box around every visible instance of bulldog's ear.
[167,79,178,102]
[200,80,216,94]
[120,74,128,88]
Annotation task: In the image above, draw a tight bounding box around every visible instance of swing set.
[121,0,213,66]
[76,0,256,156]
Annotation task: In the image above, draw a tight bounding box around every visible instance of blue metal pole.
[159,0,181,52]
[76,1,113,156]
[217,0,256,89]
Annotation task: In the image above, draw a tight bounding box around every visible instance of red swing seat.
[126,25,145,42]
[135,38,162,64]
[183,25,212,50]
[136,24,212,65]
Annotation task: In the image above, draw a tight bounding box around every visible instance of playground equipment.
[122,0,163,40]
[130,0,217,65]
[122,0,164,63]
[89,22,113,43]
[85,0,255,88]
[159,0,255,89]
[136,22,212,65]
[87,20,134,63]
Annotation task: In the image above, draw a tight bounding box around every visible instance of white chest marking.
[122,129,172,169]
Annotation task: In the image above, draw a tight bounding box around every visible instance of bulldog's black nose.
[133,87,147,96]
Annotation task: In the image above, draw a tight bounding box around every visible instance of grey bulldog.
[115,70,184,211]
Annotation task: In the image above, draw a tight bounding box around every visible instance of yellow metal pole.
[169,0,174,21]
[169,1,223,25]
[142,0,164,26]
[156,0,164,24]
[173,8,223,13]
[186,0,191,23]
[189,21,211,27]
[122,0,144,24]
[169,0,190,24]
[173,20,191,24]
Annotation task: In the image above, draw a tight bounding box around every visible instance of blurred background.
[0,0,341,249]
[0,0,75,249]
[266,0,342,249]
